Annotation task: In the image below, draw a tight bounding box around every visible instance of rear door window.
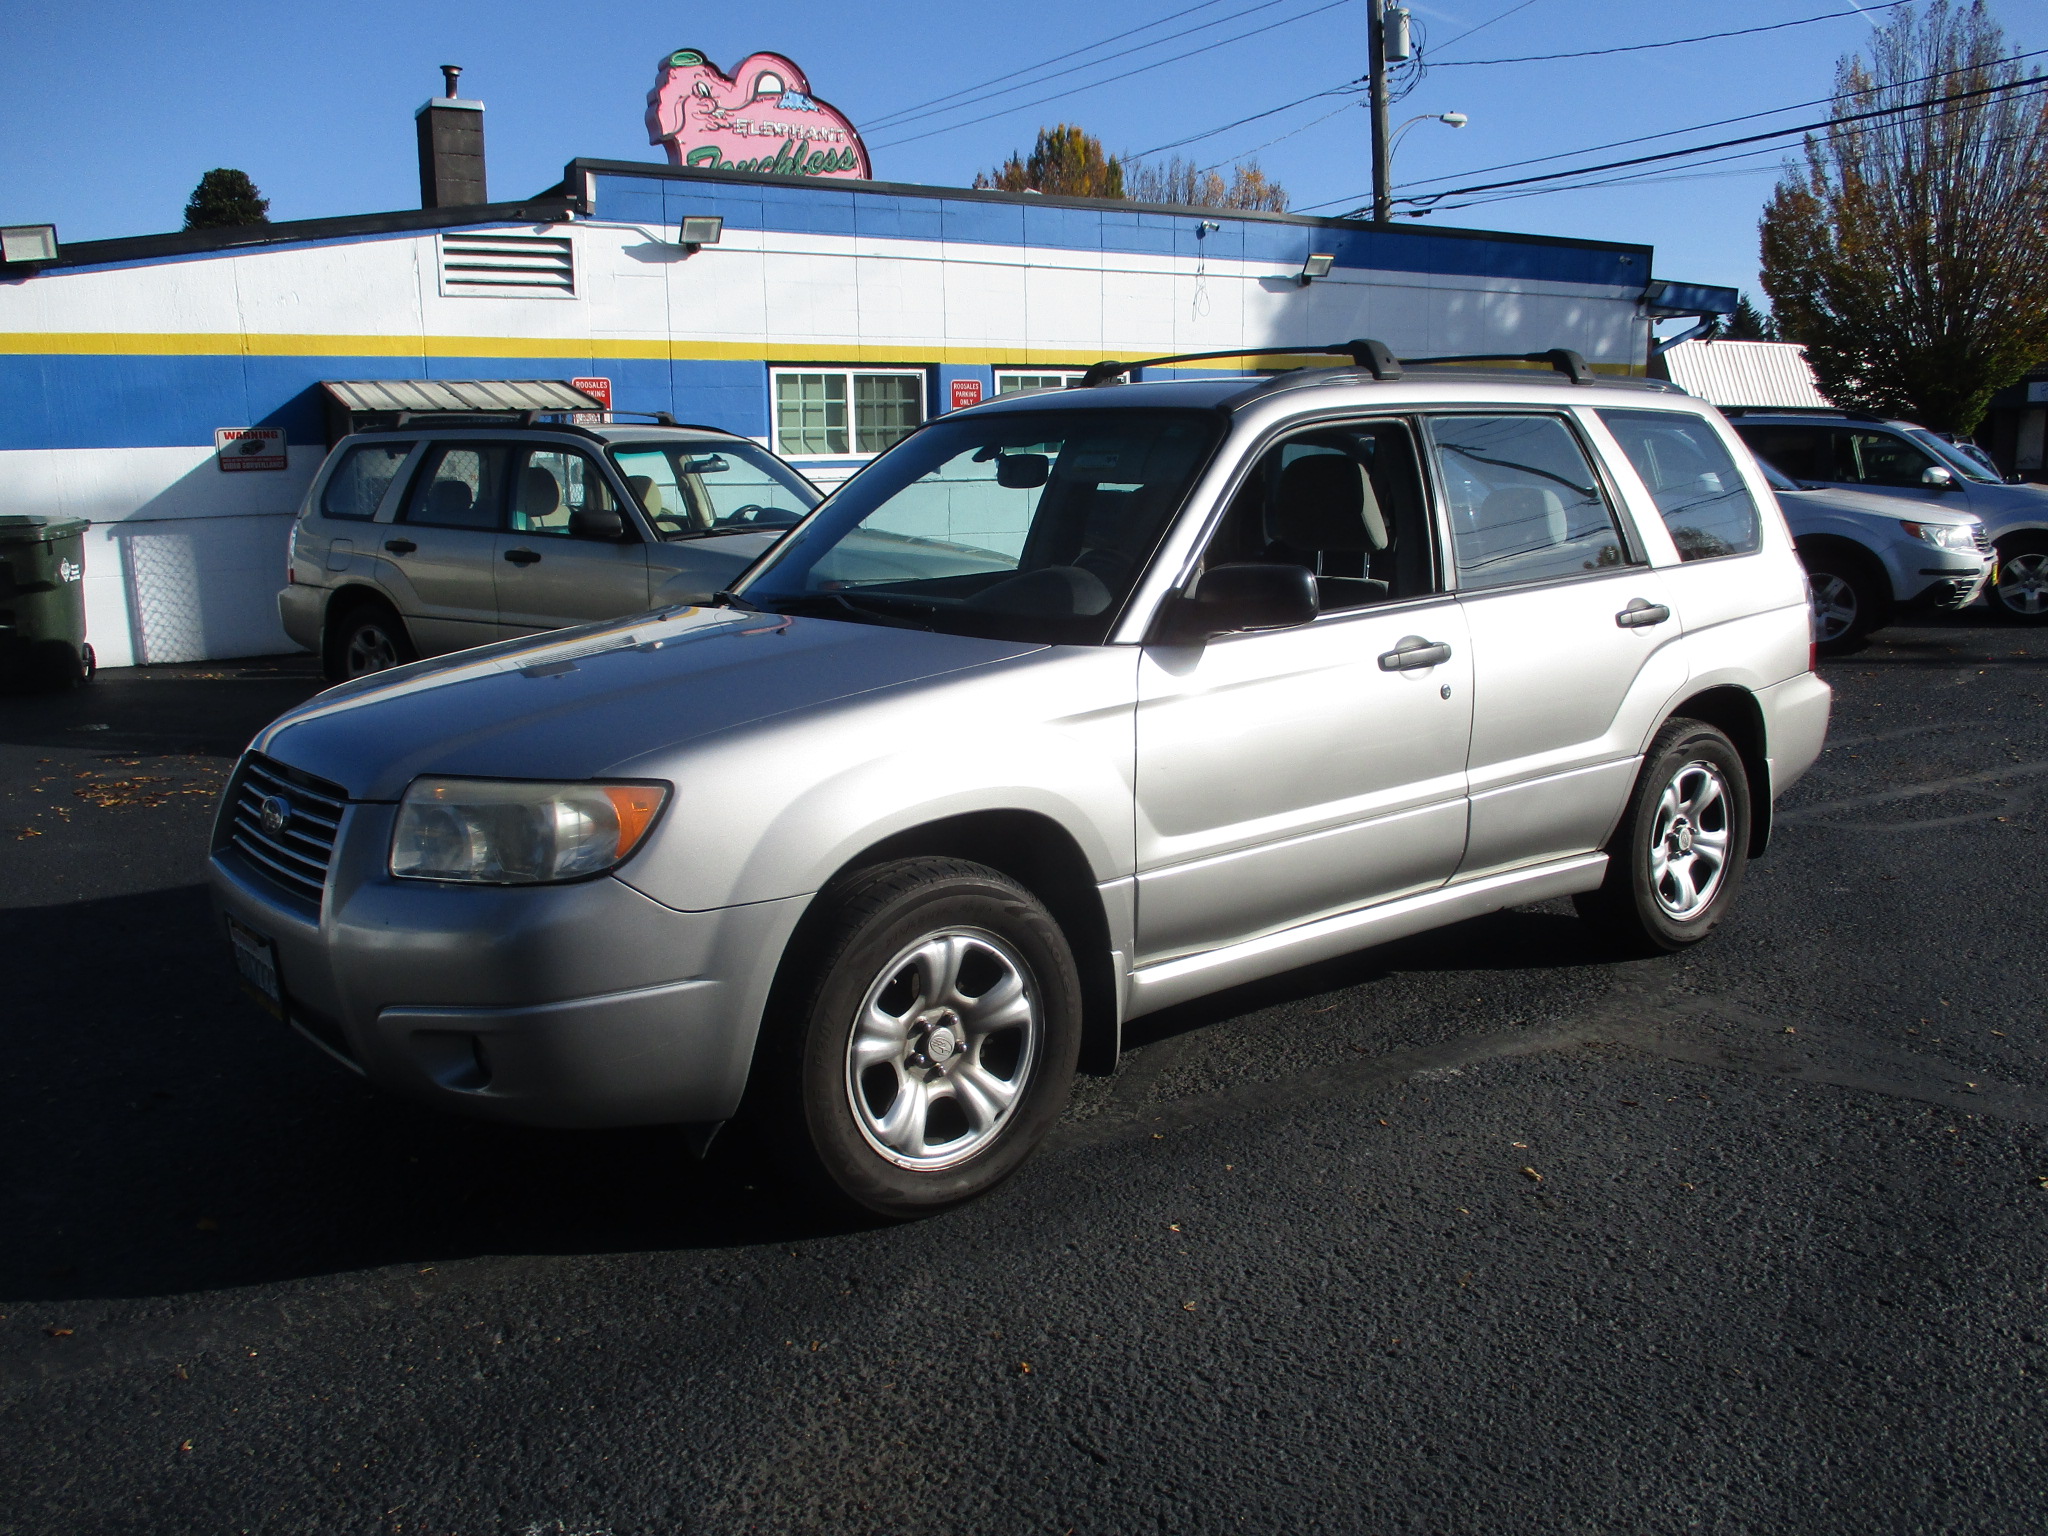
[319,443,413,520]
[1599,409,1763,561]
[1427,414,1634,591]
[1734,424,1836,482]
[401,444,513,530]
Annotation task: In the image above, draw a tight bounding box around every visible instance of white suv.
[214,344,1831,1216]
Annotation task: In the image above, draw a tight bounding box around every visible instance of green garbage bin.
[0,514,94,689]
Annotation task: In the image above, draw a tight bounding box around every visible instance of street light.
[1388,111,1468,160]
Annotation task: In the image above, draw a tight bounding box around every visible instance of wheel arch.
[1795,532,1894,602]
[759,809,1123,1084]
[319,583,413,671]
[1664,684,1772,858]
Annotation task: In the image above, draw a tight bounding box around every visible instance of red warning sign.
[950,379,984,410]
[571,377,613,408]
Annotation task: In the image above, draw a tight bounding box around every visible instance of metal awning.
[320,378,604,413]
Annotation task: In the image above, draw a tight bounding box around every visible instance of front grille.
[1973,525,1994,555]
[227,753,349,905]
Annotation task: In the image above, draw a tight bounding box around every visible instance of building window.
[996,371,1084,397]
[773,369,926,456]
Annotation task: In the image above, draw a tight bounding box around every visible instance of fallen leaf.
[45,1327,74,1337]
[195,1217,219,1232]
[1167,1224,1181,1232]
[1017,1361,1033,1375]
[1512,1141,1529,1149]
[1520,1167,1543,1183]
[178,1440,193,1453]
[1182,1302,1197,1311]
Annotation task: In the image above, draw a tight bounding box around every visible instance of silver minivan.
[280,417,821,680]
[217,349,1831,1216]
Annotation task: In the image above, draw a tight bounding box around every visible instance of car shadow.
[1118,903,1607,1052]
[7,881,1618,1302]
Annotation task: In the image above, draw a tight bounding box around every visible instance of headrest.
[626,475,662,515]
[517,466,562,518]
[1272,456,1387,553]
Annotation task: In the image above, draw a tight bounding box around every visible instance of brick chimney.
[416,65,486,208]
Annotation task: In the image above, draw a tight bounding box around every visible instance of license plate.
[226,916,283,1018]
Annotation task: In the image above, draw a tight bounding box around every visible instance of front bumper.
[208,795,806,1128]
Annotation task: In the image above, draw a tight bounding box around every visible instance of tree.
[976,125,1124,199]
[1124,155,1289,213]
[1758,1,2048,432]
[972,126,1288,211]
[1722,294,1779,341]
[183,169,271,231]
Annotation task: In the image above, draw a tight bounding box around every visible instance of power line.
[1392,77,2048,216]
[862,0,1238,127]
[871,0,1358,150]
[1431,7,1872,68]
[1129,80,1364,159]
[863,0,1299,133]
[1385,44,2048,196]
[1196,99,1364,171]
[1428,0,1545,56]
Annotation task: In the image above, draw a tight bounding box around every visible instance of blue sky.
[4,1,2039,303]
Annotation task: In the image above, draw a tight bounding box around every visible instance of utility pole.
[1368,0,1392,222]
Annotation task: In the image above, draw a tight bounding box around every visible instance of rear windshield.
[610,440,819,539]
[737,408,1221,644]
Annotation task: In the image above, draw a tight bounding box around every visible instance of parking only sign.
[950,379,984,410]
[571,376,613,425]
[214,427,286,472]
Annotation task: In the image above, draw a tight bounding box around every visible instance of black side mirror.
[571,504,627,540]
[1164,563,1318,640]
[996,453,1051,490]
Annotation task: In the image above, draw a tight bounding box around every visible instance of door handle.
[503,548,542,566]
[383,538,416,555]
[1378,635,1453,671]
[1615,598,1671,628]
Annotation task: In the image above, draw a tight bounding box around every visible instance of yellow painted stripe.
[0,332,1643,376]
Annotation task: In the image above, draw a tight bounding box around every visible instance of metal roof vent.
[438,232,576,297]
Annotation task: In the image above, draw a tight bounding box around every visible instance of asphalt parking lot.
[3,616,2045,1536]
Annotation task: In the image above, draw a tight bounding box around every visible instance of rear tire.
[1987,535,2048,624]
[323,599,416,682]
[1575,718,1751,956]
[764,857,1082,1219]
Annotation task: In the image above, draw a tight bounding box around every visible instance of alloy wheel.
[844,928,1041,1170]
[343,622,400,677]
[1995,551,2048,617]
[1808,572,1858,643]
[1648,759,1733,920]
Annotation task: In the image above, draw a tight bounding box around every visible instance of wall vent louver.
[438,232,575,296]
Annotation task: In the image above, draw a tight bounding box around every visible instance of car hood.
[1776,484,1978,525]
[254,607,1044,801]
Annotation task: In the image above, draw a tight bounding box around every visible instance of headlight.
[1901,520,1982,555]
[391,778,669,884]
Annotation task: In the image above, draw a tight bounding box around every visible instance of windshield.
[610,440,819,539]
[1908,429,2000,484]
[736,408,1221,644]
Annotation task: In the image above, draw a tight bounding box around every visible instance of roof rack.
[357,410,744,442]
[1080,339,1403,387]
[1078,340,1603,389]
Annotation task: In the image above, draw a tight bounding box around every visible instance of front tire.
[1987,536,2048,623]
[768,857,1082,1218]
[1575,719,1751,956]
[1799,545,1886,652]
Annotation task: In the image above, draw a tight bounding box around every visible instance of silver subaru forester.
[211,346,1831,1216]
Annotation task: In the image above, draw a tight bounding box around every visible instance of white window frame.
[770,367,928,460]
[994,370,1085,397]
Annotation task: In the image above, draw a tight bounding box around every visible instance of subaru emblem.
[259,794,293,836]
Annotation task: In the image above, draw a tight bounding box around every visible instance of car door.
[1133,418,1473,964]
[379,441,515,654]
[1427,411,1680,879]
[493,445,654,634]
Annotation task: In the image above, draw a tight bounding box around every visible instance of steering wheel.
[723,504,802,528]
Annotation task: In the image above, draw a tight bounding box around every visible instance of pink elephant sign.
[645,49,871,180]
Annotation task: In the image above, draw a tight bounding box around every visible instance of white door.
[1134,419,1473,963]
